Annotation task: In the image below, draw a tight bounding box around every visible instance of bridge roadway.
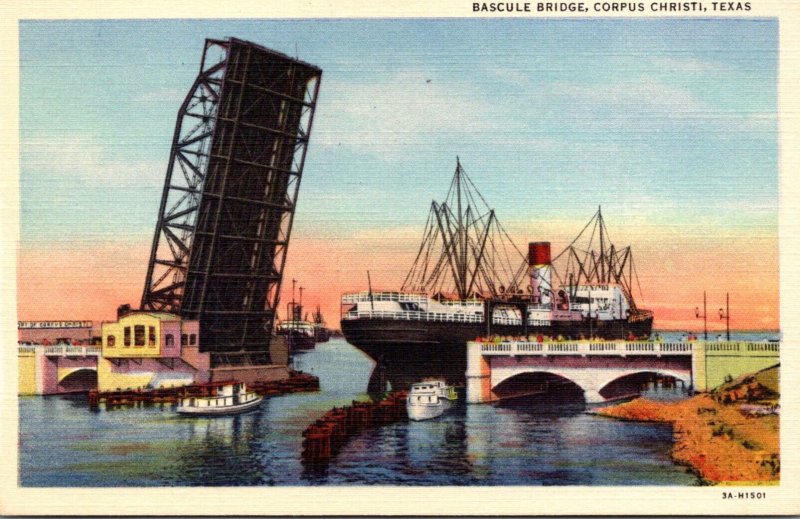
[466,340,780,404]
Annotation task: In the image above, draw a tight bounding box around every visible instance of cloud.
[526,75,777,141]
[313,71,498,161]
[650,56,727,74]
[21,134,165,187]
[555,77,705,118]
[134,87,188,105]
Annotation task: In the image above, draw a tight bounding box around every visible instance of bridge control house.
[99,312,210,392]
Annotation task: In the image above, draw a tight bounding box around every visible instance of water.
[19,336,748,487]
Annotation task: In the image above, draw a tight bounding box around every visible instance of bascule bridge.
[141,38,322,371]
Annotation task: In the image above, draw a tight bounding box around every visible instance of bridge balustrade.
[589,343,617,352]
[19,345,102,357]
[659,342,692,352]
[480,343,512,353]
[706,342,740,352]
[478,340,700,356]
[625,342,655,352]
[516,343,543,352]
[476,340,780,358]
[746,342,779,352]
[547,343,579,352]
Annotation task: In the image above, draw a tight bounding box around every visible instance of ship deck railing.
[341,310,557,327]
[342,309,485,323]
[342,291,430,304]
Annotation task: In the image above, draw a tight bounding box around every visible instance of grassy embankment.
[596,366,779,485]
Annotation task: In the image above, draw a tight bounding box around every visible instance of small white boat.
[176,382,263,416]
[406,379,458,421]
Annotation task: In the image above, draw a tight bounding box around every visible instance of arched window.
[181,334,188,346]
[189,333,197,345]
[148,326,156,346]
[165,334,174,346]
[106,335,116,347]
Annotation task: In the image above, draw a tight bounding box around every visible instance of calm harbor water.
[19,333,773,487]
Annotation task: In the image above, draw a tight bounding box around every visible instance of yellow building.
[98,312,209,392]
[101,312,198,359]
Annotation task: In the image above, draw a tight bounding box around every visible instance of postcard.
[1,1,799,515]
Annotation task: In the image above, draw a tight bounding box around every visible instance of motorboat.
[406,379,457,421]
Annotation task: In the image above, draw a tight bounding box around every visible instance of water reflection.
[170,411,267,485]
[20,338,706,487]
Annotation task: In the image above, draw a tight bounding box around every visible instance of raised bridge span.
[465,340,779,404]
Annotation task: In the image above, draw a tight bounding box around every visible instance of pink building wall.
[161,321,182,358]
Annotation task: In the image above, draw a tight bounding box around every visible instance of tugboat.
[176,382,262,416]
[406,379,458,421]
[341,159,653,386]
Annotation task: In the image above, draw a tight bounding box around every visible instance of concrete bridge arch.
[58,366,97,383]
[491,367,691,404]
[57,367,98,393]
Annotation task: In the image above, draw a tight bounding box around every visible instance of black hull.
[279,331,316,352]
[341,316,654,389]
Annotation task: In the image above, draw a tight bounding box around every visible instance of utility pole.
[695,291,708,340]
[719,292,730,341]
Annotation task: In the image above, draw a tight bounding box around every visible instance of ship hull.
[341,316,654,388]
[278,331,316,352]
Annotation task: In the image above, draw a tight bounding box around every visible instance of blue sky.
[20,18,778,245]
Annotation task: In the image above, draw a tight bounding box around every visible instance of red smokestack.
[528,242,551,266]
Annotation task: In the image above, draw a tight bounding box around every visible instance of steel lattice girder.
[142,38,322,366]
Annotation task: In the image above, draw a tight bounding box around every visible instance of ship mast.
[554,207,644,310]
[402,159,525,299]
[456,157,467,295]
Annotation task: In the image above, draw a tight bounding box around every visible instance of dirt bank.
[596,367,779,484]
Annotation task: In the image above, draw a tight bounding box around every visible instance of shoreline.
[596,391,779,484]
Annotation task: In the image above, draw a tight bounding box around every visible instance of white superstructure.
[406,379,458,421]
[341,287,630,327]
[176,382,262,416]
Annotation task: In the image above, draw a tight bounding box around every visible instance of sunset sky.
[18,18,778,331]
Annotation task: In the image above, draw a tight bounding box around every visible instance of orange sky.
[17,221,779,332]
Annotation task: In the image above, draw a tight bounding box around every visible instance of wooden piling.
[87,371,319,408]
[301,391,408,464]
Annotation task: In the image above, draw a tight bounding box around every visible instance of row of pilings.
[87,371,319,408]
[302,391,408,464]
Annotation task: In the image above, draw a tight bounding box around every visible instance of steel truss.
[141,38,322,367]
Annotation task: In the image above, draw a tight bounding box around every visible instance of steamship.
[340,159,654,386]
[277,298,316,351]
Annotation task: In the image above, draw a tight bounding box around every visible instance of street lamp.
[719,292,730,341]
[695,290,708,340]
